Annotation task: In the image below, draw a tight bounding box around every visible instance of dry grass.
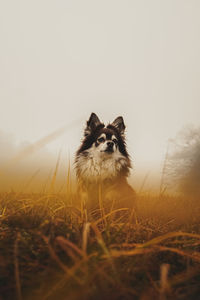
[0,184,200,300]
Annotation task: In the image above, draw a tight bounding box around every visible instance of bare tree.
[164,126,200,198]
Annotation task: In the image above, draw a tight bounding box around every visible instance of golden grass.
[0,179,200,300]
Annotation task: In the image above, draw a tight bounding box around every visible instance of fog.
[1,1,200,192]
[163,126,200,197]
[0,127,161,193]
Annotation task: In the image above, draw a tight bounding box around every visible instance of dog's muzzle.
[105,141,114,153]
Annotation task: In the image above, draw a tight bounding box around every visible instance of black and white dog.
[75,113,136,214]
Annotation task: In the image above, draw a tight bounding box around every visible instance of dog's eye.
[98,137,105,143]
[113,139,118,144]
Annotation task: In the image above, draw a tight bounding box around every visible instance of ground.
[0,191,200,300]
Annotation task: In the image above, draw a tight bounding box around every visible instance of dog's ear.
[84,113,101,136]
[111,116,126,134]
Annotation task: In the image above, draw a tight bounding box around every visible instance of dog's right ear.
[84,113,101,136]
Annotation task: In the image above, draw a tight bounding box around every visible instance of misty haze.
[0,1,200,299]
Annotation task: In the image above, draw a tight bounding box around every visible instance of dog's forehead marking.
[98,133,106,139]
[98,128,117,140]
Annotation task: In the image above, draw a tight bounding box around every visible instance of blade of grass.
[14,232,22,300]
[50,149,62,193]
[82,222,90,255]
[42,235,83,285]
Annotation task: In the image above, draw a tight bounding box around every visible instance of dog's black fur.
[75,113,136,214]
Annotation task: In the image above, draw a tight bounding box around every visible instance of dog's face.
[75,113,131,182]
[89,129,119,155]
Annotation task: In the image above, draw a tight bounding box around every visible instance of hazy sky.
[0,0,200,173]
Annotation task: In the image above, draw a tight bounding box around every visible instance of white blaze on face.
[111,135,117,144]
[96,133,117,153]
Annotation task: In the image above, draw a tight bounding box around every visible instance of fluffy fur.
[75,113,136,213]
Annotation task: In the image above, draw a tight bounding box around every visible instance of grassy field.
[0,187,200,300]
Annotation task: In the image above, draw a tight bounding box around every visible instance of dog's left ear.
[111,116,126,134]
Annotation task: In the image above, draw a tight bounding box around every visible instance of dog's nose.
[107,141,114,148]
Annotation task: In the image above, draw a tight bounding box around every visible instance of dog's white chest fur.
[76,146,127,181]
